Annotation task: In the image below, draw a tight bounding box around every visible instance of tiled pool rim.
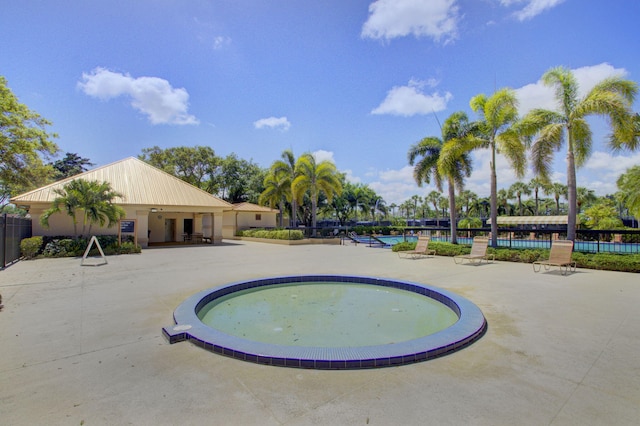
[162,275,487,369]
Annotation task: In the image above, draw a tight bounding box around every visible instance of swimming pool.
[163,275,487,369]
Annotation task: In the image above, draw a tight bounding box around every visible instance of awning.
[488,215,579,225]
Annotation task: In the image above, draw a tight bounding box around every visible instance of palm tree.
[409,111,473,244]
[545,182,567,215]
[509,181,531,216]
[576,187,597,213]
[616,165,640,218]
[426,190,442,226]
[410,195,422,223]
[271,149,298,227]
[259,169,290,227]
[521,66,638,241]
[389,203,398,218]
[466,88,526,247]
[528,177,547,215]
[459,189,478,217]
[41,179,125,238]
[292,153,342,236]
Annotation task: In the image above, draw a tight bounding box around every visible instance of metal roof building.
[11,157,235,246]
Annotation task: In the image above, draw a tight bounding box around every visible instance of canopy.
[489,215,579,225]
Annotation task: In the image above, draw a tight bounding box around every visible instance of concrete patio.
[1,241,638,425]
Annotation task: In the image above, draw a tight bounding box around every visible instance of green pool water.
[198,282,458,347]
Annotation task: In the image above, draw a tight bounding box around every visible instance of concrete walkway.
[1,241,638,425]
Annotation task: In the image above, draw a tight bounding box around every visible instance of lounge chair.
[533,240,576,275]
[398,236,436,259]
[453,237,494,264]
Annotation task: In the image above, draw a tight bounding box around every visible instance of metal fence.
[1,214,32,269]
[287,226,640,254]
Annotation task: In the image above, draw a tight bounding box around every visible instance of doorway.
[164,219,176,242]
[183,218,193,236]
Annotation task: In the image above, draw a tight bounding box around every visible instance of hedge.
[21,235,141,259]
[393,241,640,273]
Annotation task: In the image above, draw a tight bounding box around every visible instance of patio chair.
[533,240,576,275]
[453,237,494,264]
[398,236,436,259]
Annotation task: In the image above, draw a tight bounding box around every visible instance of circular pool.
[163,275,487,369]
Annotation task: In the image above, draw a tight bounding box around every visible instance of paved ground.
[1,241,639,425]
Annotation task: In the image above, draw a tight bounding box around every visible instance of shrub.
[20,236,43,259]
[238,228,304,240]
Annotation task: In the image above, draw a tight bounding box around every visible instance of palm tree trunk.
[490,149,498,248]
[291,200,297,227]
[566,147,577,241]
[448,180,457,244]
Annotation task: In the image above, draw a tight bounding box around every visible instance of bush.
[410,241,640,273]
[238,229,304,240]
[40,235,141,258]
[20,236,43,259]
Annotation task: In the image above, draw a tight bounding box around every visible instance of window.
[255,214,262,221]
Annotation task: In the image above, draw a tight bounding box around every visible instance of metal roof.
[232,202,278,213]
[11,157,232,209]
[492,215,579,225]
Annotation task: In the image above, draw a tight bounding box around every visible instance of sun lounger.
[453,237,494,264]
[398,236,436,259]
[533,239,576,275]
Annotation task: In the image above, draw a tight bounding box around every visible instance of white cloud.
[372,79,452,116]
[312,149,336,164]
[500,0,566,21]
[212,36,232,50]
[580,151,640,195]
[515,63,628,115]
[253,116,291,131]
[78,67,198,125]
[361,0,459,43]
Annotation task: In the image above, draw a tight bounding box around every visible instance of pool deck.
[1,241,639,425]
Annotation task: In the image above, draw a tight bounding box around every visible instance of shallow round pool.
[163,275,486,369]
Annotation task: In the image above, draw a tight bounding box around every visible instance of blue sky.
[2,0,639,205]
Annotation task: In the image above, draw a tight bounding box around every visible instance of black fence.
[1,214,32,269]
[286,226,640,254]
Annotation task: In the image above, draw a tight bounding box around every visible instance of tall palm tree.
[464,88,526,247]
[259,169,290,227]
[521,66,638,241]
[409,111,473,244]
[292,153,342,236]
[271,149,298,227]
[509,181,532,216]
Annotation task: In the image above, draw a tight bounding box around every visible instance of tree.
[426,191,443,226]
[582,200,623,229]
[509,181,531,216]
[521,66,638,241]
[576,187,597,213]
[1,76,59,203]
[139,145,220,193]
[292,153,342,236]
[409,111,473,244]
[270,150,299,227]
[545,182,567,215]
[528,177,547,215]
[410,195,422,222]
[259,168,290,227]
[463,88,526,247]
[40,179,125,238]
[215,154,265,203]
[50,152,94,179]
[616,165,640,218]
